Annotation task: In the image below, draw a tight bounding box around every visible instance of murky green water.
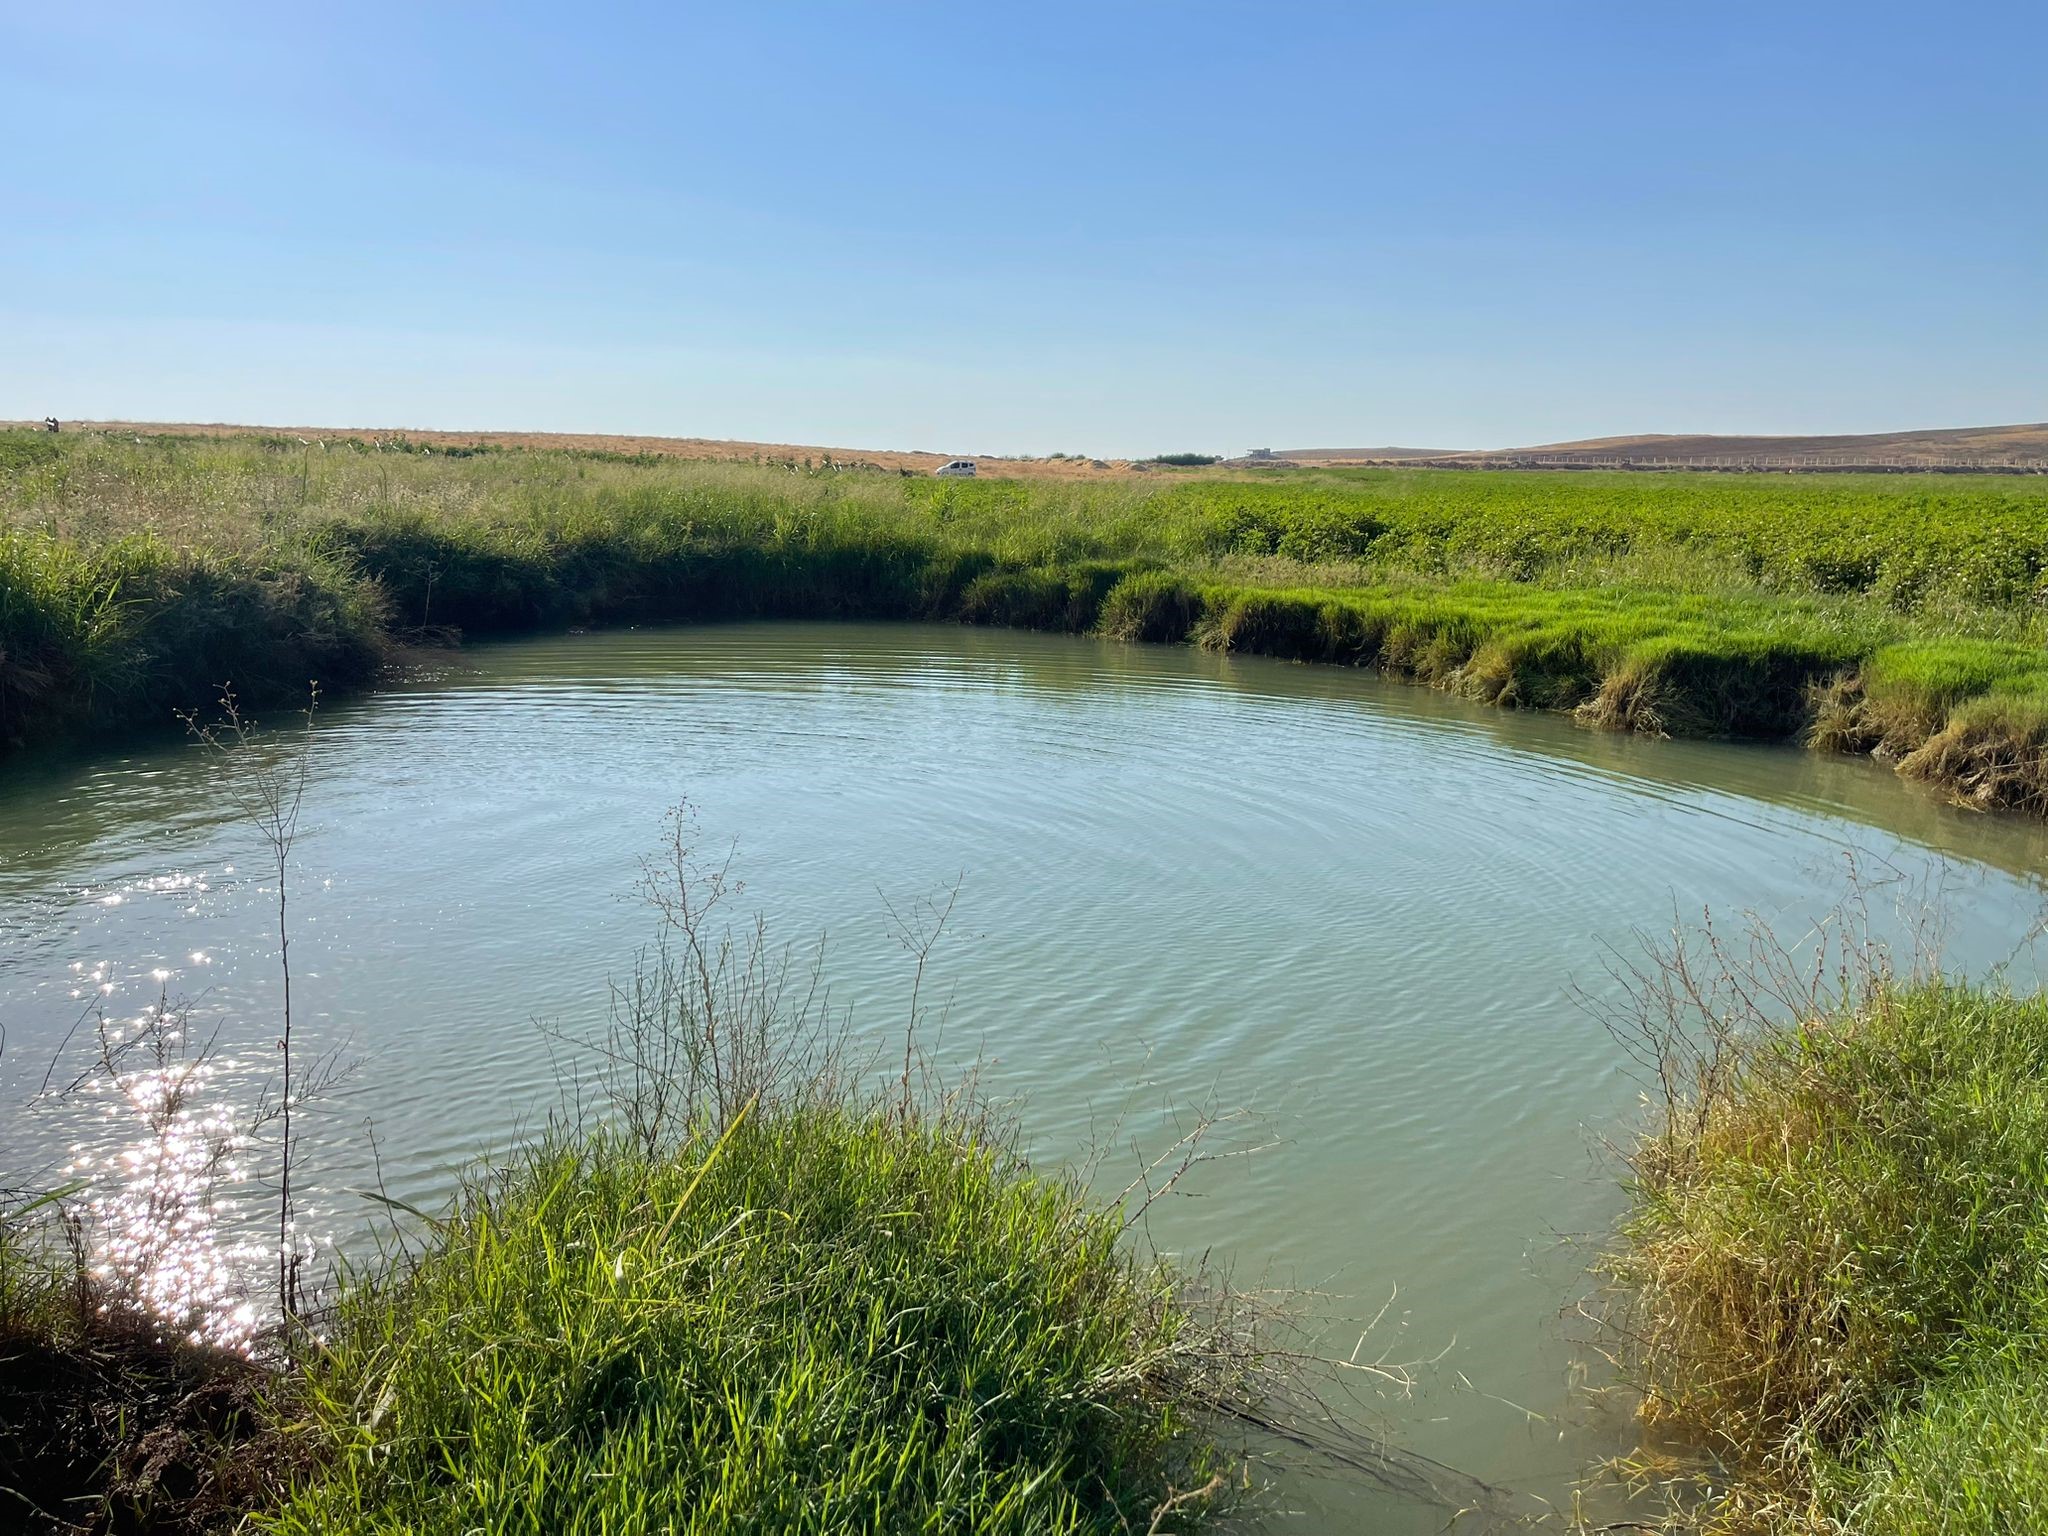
[5,623,2046,1530]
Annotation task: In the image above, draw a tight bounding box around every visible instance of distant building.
[1245,447,1273,461]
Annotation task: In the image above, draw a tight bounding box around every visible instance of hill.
[4,421,1139,480]
[15,419,2048,476]
[1275,445,1464,462]
[1287,423,2048,472]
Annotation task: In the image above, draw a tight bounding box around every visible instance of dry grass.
[1590,895,2048,1533]
[17,421,1150,480]
[1896,717,2048,816]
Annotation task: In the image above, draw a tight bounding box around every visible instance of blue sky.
[3,3,2042,455]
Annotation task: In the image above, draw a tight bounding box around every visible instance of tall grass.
[6,1085,1259,1535]
[1598,906,2048,1533]
[264,1109,1243,1535]
[0,526,382,749]
[7,429,2048,812]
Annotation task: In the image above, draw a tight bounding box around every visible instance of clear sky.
[3,3,2042,456]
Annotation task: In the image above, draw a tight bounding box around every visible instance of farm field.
[5,419,1143,479]
[4,427,2048,814]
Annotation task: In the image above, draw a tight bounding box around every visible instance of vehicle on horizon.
[933,459,976,477]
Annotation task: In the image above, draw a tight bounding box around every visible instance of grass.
[1843,1369,2048,1536]
[6,428,2048,811]
[2,1106,1248,1535]
[0,809,1261,1534]
[1606,974,2048,1533]
[261,1107,1240,1535]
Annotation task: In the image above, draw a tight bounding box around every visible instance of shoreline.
[4,429,2045,819]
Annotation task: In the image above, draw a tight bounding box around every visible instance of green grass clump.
[1838,1369,2048,1536]
[0,523,384,748]
[8,428,2048,812]
[265,1107,1234,1535]
[2,1102,1247,1535]
[1612,981,2048,1533]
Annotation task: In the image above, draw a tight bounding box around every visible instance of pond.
[4,622,2045,1530]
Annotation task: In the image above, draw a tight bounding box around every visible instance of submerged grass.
[6,428,2048,812]
[1606,971,2048,1533]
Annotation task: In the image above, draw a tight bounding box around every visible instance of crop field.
[4,427,2048,812]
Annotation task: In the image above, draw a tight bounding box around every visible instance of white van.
[933,459,977,477]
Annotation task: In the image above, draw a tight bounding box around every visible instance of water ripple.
[3,622,2045,1533]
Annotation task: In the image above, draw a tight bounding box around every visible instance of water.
[4,622,2046,1529]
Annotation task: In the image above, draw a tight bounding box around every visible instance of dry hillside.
[1285,422,2048,470]
[15,418,2047,476]
[12,421,1145,480]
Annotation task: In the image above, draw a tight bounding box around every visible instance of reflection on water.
[46,986,264,1350]
[3,621,2046,1530]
